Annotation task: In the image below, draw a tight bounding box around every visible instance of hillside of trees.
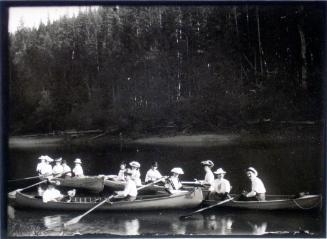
[9,5,325,135]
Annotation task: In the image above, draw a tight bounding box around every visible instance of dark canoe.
[50,176,104,193]
[14,188,203,211]
[104,179,166,194]
[202,194,322,210]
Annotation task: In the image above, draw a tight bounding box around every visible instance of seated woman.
[129,161,142,186]
[209,168,231,200]
[199,160,215,191]
[165,167,185,194]
[145,162,162,183]
[116,161,127,181]
[241,167,266,201]
[113,169,138,201]
[52,157,64,177]
[42,184,64,203]
[72,158,84,177]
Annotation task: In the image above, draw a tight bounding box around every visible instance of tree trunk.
[298,24,308,90]
[256,7,263,75]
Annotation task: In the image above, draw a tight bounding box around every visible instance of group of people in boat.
[35,155,266,204]
[199,160,266,201]
[36,155,84,178]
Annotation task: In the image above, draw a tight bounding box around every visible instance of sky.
[8,6,98,33]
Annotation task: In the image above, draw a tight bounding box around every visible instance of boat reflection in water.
[7,206,321,237]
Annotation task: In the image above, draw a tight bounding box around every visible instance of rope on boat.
[292,197,321,210]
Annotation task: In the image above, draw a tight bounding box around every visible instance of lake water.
[7,136,325,236]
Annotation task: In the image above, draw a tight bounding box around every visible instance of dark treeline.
[9,5,325,135]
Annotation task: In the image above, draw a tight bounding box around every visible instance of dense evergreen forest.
[9,5,325,135]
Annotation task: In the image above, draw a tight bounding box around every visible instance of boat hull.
[14,188,203,211]
[104,179,166,194]
[203,194,321,210]
[50,176,104,193]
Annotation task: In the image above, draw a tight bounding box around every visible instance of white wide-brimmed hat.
[74,158,82,164]
[246,167,258,176]
[171,167,184,175]
[201,160,214,167]
[214,168,226,175]
[129,161,140,168]
[44,155,54,162]
[55,157,62,162]
[38,155,46,160]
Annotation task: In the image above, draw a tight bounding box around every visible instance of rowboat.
[104,179,166,193]
[50,176,104,193]
[202,194,322,210]
[13,187,203,211]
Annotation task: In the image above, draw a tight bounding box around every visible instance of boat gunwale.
[16,187,202,206]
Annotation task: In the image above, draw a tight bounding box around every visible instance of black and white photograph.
[2,2,326,237]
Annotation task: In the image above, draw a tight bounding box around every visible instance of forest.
[8,5,325,135]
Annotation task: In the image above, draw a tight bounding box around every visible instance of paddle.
[8,179,48,198]
[8,175,42,182]
[179,195,237,220]
[181,181,210,187]
[63,176,168,227]
[8,173,65,198]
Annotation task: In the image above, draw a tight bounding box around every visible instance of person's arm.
[145,171,150,183]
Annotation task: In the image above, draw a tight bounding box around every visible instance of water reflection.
[7,207,321,237]
[43,215,62,229]
[124,218,140,235]
[248,221,267,235]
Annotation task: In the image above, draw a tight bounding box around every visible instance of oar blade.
[63,216,83,227]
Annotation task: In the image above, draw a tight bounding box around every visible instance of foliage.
[9,5,325,134]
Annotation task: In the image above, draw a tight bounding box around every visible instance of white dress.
[145,168,162,183]
[73,164,84,177]
[42,188,63,203]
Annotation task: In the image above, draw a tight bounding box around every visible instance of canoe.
[104,179,166,193]
[202,194,322,210]
[14,187,203,211]
[50,176,104,193]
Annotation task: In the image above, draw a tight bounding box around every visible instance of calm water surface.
[7,139,324,236]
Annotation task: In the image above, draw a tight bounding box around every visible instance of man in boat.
[129,161,142,186]
[36,155,47,176]
[145,162,162,183]
[52,157,64,176]
[198,160,215,191]
[62,160,72,177]
[209,168,231,200]
[241,167,266,201]
[116,161,127,181]
[113,169,138,201]
[165,167,185,194]
[42,184,64,203]
[72,158,84,177]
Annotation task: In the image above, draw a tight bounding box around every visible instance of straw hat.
[74,158,82,164]
[214,168,226,175]
[44,155,54,162]
[129,161,140,168]
[171,167,184,175]
[55,157,62,162]
[246,167,258,176]
[38,155,46,160]
[201,160,214,167]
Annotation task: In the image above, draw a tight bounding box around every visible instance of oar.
[180,195,237,220]
[8,175,42,182]
[8,173,64,198]
[181,181,210,187]
[63,176,167,227]
[8,179,48,198]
